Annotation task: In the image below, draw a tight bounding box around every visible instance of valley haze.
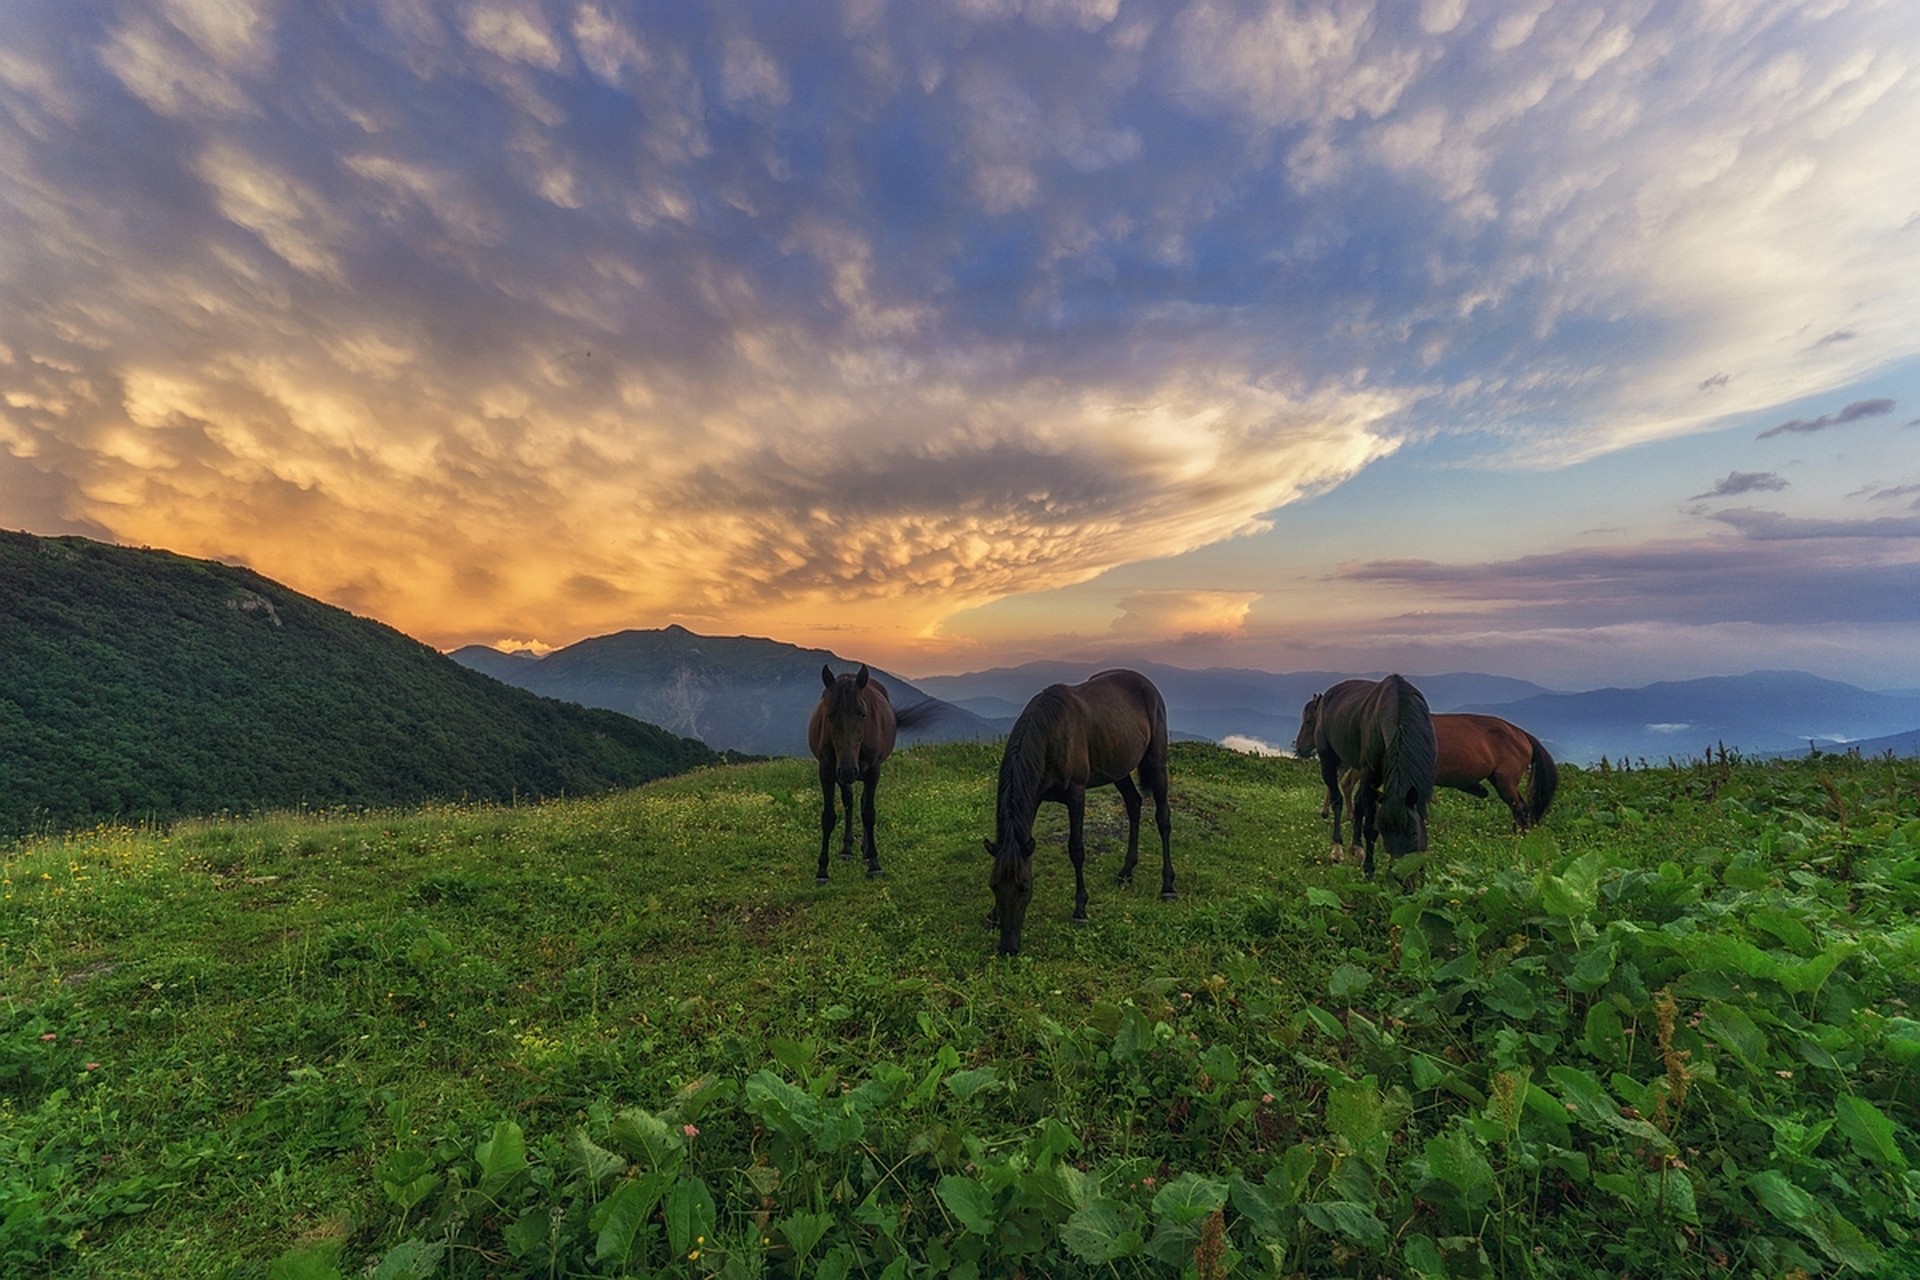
[454,627,1920,767]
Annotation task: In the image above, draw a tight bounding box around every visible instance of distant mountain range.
[919,661,1920,765]
[0,532,718,838]
[457,635,1920,765]
[450,627,993,757]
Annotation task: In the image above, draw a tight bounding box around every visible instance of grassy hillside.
[0,532,718,838]
[3,745,1917,1277]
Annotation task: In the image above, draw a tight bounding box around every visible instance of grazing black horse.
[985,669,1175,956]
[1295,675,1436,876]
[808,665,939,883]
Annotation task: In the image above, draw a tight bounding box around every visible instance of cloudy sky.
[5,0,1920,689]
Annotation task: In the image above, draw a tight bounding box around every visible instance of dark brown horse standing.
[986,669,1175,956]
[808,665,939,883]
[1298,710,1558,833]
[1296,675,1437,876]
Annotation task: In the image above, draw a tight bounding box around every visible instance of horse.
[1300,711,1558,834]
[985,669,1175,956]
[1294,675,1436,876]
[807,664,940,883]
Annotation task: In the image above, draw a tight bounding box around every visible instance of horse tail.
[1378,676,1437,841]
[1526,733,1558,825]
[893,698,947,733]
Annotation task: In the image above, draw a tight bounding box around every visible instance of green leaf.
[1583,1002,1627,1065]
[1303,1200,1388,1248]
[744,1071,821,1146]
[607,1107,685,1171]
[591,1173,673,1264]
[1329,963,1373,999]
[938,1173,997,1235]
[1700,1002,1768,1071]
[778,1210,832,1262]
[665,1176,715,1258]
[1306,886,1343,909]
[943,1066,1002,1101]
[1403,1233,1448,1280]
[1545,1066,1668,1146]
[474,1121,526,1199]
[1423,1125,1495,1209]
[569,1132,626,1187]
[1748,1170,1816,1224]
[368,1239,445,1280]
[376,1148,440,1212]
[268,1243,343,1280]
[1835,1096,1908,1172]
[1062,1198,1142,1263]
[1229,1177,1285,1241]
[1541,851,1603,918]
[1150,1172,1228,1225]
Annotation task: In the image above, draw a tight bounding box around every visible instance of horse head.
[819,663,872,785]
[984,831,1036,956]
[1293,693,1322,758]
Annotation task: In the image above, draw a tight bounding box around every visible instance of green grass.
[3,743,1917,1277]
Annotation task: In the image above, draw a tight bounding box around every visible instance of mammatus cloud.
[3,2,1920,659]
[1692,471,1787,500]
[1757,398,1897,440]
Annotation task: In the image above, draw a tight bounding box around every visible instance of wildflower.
[41,1032,57,1042]
[1261,1093,1274,1104]
[86,1062,101,1071]
[683,1123,700,1138]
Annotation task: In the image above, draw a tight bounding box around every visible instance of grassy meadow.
[4,742,1919,1278]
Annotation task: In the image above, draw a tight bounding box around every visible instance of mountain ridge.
[0,531,718,838]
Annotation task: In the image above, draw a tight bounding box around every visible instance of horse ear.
[821,664,834,688]
[856,664,870,689]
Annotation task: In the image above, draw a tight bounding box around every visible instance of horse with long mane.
[1294,675,1437,876]
[808,664,940,883]
[1297,710,1558,834]
[985,669,1175,956]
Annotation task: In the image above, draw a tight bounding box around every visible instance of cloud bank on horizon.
[3,0,1918,672]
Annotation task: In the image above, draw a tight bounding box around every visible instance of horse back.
[1314,678,1387,766]
[1077,670,1165,782]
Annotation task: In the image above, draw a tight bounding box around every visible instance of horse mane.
[1377,675,1436,839]
[993,687,1066,854]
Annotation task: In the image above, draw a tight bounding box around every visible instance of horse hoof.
[1070,915,1090,927]
[866,867,884,879]
[1161,891,1178,902]
[838,850,854,859]
[814,875,829,885]
[1115,873,1133,887]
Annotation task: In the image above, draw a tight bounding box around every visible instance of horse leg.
[1320,753,1345,861]
[860,767,883,877]
[1114,775,1143,886]
[815,761,836,884]
[1356,778,1379,877]
[838,778,857,858]
[1491,769,1528,831]
[1066,787,1090,924]
[1143,757,1175,900]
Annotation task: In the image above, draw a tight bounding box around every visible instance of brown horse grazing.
[808,664,940,883]
[1296,675,1436,876]
[1301,711,1558,833]
[986,669,1174,956]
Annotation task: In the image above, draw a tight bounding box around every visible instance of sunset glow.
[5,1,1919,684]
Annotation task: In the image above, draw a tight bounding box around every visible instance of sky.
[4,0,1920,691]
